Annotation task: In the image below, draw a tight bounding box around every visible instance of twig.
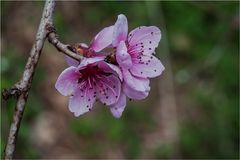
[3,0,55,159]
[46,25,82,61]
[2,87,21,100]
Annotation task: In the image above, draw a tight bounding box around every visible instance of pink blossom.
[65,25,115,66]
[56,14,164,118]
[109,14,165,118]
[55,57,121,117]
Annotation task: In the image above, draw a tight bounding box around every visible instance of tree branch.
[46,25,83,61]
[3,1,55,159]
[3,1,83,159]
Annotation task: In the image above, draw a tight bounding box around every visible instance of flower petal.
[110,92,126,118]
[123,82,149,100]
[69,86,96,117]
[90,26,114,52]
[95,74,121,105]
[78,56,105,69]
[112,14,128,47]
[65,56,79,67]
[122,69,150,92]
[130,54,165,78]
[97,61,123,81]
[55,66,80,96]
[128,26,161,55]
[116,41,132,69]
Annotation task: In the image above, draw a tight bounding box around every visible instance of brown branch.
[2,88,21,100]
[3,0,55,159]
[46,25,83,61]
[3,1,83,159]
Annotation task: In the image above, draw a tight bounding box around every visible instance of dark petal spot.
[150,56,153,59]
[141,42,143,45]
[106,96,109,99]
[149,41,152,44]
[115,96,118,98]
[89,108,92,111]
[148,60,151,62]
[136,44,138,46]
[113,85,116,88]
[151,32,154,35]
[146,63,149,65]
[115,107,117,110]
[94,95,96,97]
[88,99,91,101]
[81,95,84,97]
[141,72,143,74]
[154,69,157,72]
[94,92,96,94]
[149,48,152,50]
[103,103,106,105]
[87,105,89,108]
[129,98,132,101]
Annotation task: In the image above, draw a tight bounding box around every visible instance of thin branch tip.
[47,26,83,61]
[2,88,21,100]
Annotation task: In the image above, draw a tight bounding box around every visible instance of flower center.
[79,65,101,78]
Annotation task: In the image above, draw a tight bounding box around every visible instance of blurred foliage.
[1,1,239,159]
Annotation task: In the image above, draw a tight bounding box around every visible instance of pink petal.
[96,74,121,105]
[97,61,123,81]
[69,86,96,117]
[90,26,114,52]
[116,41,132,69]
[122,69,150,92]
[78,56,105,69]
[128,26,161,55]
[110,92,126,118]
[55,66,80,96]
[112,14,128,47]
[130,54,165,78]
[65,56,79,67]
[123,82,149,100]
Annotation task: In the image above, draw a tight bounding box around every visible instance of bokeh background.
[1,1,239,159]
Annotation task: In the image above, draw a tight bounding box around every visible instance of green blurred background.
[1,1,239,159]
